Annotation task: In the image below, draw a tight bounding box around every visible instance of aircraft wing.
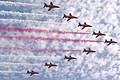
[110,39,112,41]
[84,22,87,25]
[86,52,89,55]
[81,27,85,29]
[48,66,51,68]
[30,73,33,76]
[48,7,52,11]
[69,13,72,16]
[67,18,71,21]
[67,59,70,61]
[50,2,53,5]
[96,35,99,38]
[108,43,111,46]
[89,48,91,50]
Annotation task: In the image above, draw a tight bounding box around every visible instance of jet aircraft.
[26,70,39,76]
[43,2,60,11]
[45,62,57,68]
[83,48,96,55]
[63,13,78,21]
[64,55,77,61]
[92,31,106,38]
[105,39,117,46]
[78,22,92,29]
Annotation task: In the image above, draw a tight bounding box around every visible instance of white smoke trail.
[0,62,42,67]
[0,10,57,17]
[0,1,41,7]
[0,55,61,61]
[0,18,66,25]
[0,71,25,74]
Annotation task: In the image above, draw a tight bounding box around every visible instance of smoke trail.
[0,35,104,42]
[0,62,42,66]
[0,55,53,59]
[0,27,90,34]
[0,10,57,17]
[0,55,61,61]
[0,71,25,74]
[0,47,82,52]
[0,18,66,25]
[0,1,41,7]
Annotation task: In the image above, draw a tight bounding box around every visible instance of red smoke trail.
[0,35,104,42]
[0,26,90,34]
[0,47,82,52]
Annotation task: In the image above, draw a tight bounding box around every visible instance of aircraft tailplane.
[63,14,66,18]
[92,31,95,35]
[43,3,47,8]
[105,39,107,43]
[64,55,67,59]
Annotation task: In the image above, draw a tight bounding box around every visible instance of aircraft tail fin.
[83,49,86,52]
[92,31,95,35]
[105,39,107,43]
[63,14,66,18]
[110,39,112,41]
[45,63,47,66]
[43,3,47,8]
[27,70,30,73]
[78,22,81,27]
[64,55,67,59]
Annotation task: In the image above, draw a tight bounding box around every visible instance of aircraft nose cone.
[37,72,39,74]
[56,6,60,8]
[103,34,105,36]
[75,17,78,18]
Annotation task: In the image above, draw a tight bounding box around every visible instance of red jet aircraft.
[63,13,78,21]
[45,62,57,68]
[64,55,77,61]
[83,48,96,55]
[92,31,106,38]
[43,2,60,11]
[26,70,39,76]
[78,22,92,29]
[105,39,117,46]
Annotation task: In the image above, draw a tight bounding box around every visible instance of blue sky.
[0,0,119,80]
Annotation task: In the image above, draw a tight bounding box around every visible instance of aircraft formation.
[21,2,117,76]
[42,2,117,45]
[26,1,117,76]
